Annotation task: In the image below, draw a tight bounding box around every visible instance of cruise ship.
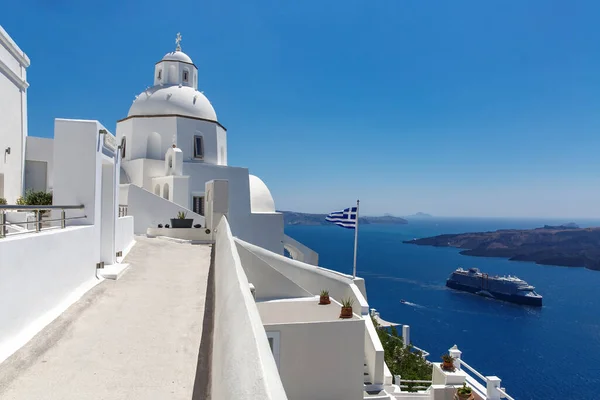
[446,267,543,306]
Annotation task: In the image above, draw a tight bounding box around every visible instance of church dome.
[161,50,193,64]
[128,85,217,121]
[249,175,276,213]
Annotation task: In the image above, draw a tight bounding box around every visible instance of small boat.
[400,299,406,304]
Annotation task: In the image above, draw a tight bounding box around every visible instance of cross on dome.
[175,32,182,51]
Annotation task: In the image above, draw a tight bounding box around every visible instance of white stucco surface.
[282,234,319,265]
[115,216,134,253]
[0,226,100,363]
[0,26,29,203]
[212,217,288,400]
[123,183,204,233]
[128,85,217,121]
[0,236,211,400]
[263,317,365,400]
[236,242,313,301]
[235,238,368,315]
[24,136,53,192]
[248,174,276,213]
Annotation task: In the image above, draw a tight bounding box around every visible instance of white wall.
[25,136,54,192]
[0,26,29,203]
[212,216,288,400]
[115,216,134,253]
[53,119,103,226]
[124,184,205,233]
[0,226,100,363]
[265,319,364,400]
[235,238,368,315]
[282,234,319,265]
[235,242,313,301]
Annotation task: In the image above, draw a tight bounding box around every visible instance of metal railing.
[459,358,514,400]
[118,204,128,217]
[0,205,86,237]
[395,377,432,391]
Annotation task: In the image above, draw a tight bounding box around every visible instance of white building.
[117,35,284,253]
[0,26,29,203]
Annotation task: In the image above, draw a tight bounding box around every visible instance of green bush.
[17,190,52,206]
[372,317,432,391]
[16,190,52,214]
[0,198,6,205]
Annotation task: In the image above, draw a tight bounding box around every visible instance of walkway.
[0,236,212,400]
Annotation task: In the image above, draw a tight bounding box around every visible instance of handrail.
[398,379,432,384]
[459,360,487,382]
[497,387,515,400]
[0,205,86,237]
[0,205,84,210]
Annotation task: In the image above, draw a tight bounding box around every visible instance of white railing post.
[449,344,462,370]
[370,308,376,317]
[402,325,410,347]
[486,376,501,400]
[0,211,5,238]
[394,375,401,385]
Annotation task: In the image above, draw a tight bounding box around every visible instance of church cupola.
[153,33,198,89]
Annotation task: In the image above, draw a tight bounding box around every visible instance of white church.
[0,27,514,400]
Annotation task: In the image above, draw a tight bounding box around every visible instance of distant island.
[403,223,600,271]
[405,212,433,218]
[280,211,408,226]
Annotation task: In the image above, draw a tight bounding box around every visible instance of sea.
[285,217,600,400]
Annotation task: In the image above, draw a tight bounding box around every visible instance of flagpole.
[353,199,359,279]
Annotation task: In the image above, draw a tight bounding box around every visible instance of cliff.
[403,224,600,271]
[280,211,408,226]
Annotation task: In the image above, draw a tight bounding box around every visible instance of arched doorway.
[163,183,170,200]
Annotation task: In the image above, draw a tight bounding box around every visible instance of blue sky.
[4,0,600,218]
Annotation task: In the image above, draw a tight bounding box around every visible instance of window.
[183,70,189,82]
[193,196,205,216]
[157,69,162,80]
[266,331,280,369]
[194,135,204,159]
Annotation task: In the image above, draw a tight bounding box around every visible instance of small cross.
[175,32,182,51]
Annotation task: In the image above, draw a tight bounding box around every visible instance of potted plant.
[170,211,193,228]
[455,383,474,400]
[319,289,330,305]
[441,353,455,371]
[339,297,354,319]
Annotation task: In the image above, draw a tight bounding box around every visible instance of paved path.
[0,236,212,400]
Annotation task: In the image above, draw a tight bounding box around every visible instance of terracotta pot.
[454,393,474,400]
[442,360,455,371]
[340,306,353,319]
[319,295,330,305]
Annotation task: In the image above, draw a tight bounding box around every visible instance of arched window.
[154,184,160,196]
[183,69,189,82]
[157,69,162,80]
[163,183,170,200]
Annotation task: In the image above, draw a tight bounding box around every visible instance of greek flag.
[326,207,358,229]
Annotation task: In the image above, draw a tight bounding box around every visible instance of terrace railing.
[0,205,86,237]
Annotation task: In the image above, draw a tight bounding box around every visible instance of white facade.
[0,25,29,203]
[117,41,283,253]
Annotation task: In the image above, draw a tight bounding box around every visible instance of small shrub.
[158,224,163,228]
[194,224,201,228]
[441,353,454,363]
[0,198,6,205]
[17,190,53,214]
[341,297,354,308]
[320,289,329,297]
[457,383,472,396]
[165,224,170,228]
[177,211,187,219]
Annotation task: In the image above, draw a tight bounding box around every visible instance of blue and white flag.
[326,207,358,229]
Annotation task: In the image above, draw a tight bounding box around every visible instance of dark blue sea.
[285,218,600,400]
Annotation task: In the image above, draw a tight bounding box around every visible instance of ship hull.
[446,279,542,306]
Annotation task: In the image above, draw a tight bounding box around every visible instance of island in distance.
[404,223,600,271]
[280,211,408,226]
